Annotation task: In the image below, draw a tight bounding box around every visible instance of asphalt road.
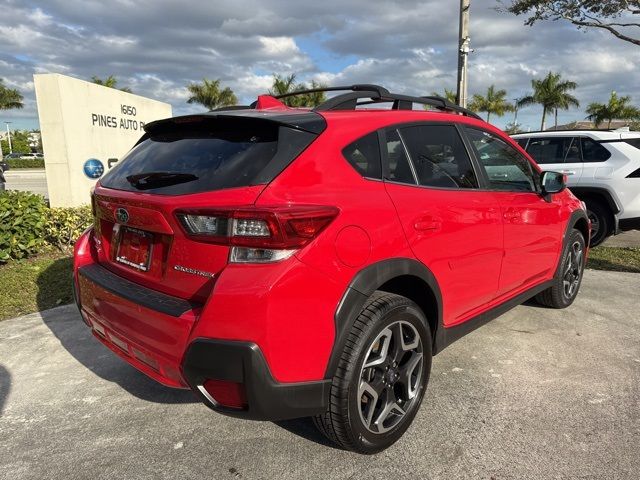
[2,169,48,199]
[1,269,639,479]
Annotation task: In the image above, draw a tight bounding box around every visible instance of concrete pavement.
[3,169,48,199]
[0,269,639,479]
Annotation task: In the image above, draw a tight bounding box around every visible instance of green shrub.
[45,205,93,251]
[0,190,93,262]
[5,158,45,169]
[0,191,48,262]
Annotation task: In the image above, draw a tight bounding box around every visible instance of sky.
[1,0,639,132]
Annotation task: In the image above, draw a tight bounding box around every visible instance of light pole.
[4,122,12,154]
[456,0,471,108]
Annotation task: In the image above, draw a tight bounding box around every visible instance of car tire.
[585,200,610,247]
[535,228,586,309]
[313,291,432,454]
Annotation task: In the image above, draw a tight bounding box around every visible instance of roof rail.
[272,84,482,120]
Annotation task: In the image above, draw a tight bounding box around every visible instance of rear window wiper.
[126,172,198,190]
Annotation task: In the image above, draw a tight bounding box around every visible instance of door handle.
[414,219,441,232]
[503,208,521,222]
[560,170,576,176]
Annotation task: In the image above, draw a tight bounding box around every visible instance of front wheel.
[535,228,586,308]
[313,292,432,454]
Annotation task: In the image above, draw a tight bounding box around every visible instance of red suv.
[73,85,589,453]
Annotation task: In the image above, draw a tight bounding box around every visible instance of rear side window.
[100,118,318,195]
[525,137,579,164]
[385,129,416,184]
[581,138,611,162]
[342,132,382,179]
[399,125,478,189]
[623,138,640,150]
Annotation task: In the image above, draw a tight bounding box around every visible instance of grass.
[0,251,73,321]
[0,244,637,322]
[587,246,640,273]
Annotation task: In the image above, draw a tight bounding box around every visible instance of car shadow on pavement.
[274,418,340,449]
[36,260,197,405]
[0,365,10,417]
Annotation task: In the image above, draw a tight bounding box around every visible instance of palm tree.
[0,79,24,111]
[186,78,237,111]
[517,72,579,130]
[430,88,457,103]
[468,85,514,123]
[91,75,132,93]
[269,74,326,107]
[586,91,640,128]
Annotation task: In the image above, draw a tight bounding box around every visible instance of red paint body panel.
[73,106,588,394]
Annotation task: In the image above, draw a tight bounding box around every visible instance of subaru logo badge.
[83,158,104,179]
[116,208,129,224]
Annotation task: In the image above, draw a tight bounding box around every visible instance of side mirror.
[541,171,566,195]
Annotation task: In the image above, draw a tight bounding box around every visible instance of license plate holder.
[116,227,153,272]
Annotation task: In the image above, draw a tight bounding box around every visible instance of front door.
[465,127,564,297]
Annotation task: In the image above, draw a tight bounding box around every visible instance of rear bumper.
[182,339,330,420]
[75,262,331,420]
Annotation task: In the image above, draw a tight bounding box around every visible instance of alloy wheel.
[358,320,424,434]
[563,240,584,299]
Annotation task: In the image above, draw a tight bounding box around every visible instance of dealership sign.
[34,73,172,207]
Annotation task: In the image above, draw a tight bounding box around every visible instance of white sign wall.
[34,73,172,207]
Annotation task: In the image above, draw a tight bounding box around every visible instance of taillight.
[175,205,339,263]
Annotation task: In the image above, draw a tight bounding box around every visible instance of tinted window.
[515,138,528,148]
[399,125,478,189]
[100,119,317,195]
[623,138,640,150]
[581,138,611,162]
[342,132,382,179]
[385,129,416,184]
[525,137,579,164]
[466,128,537,192]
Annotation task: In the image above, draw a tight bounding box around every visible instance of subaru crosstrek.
[73,85,589,453]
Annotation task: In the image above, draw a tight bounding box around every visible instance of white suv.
[512,129,640,246]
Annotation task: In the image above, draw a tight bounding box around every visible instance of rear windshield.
[100,118,318,195]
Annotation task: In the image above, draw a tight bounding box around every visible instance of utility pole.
[456,0,471,108]
[5,122,12,154]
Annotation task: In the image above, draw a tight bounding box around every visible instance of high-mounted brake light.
[175,206,339,262]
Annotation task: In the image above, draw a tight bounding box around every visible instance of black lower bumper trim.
[619,217,640,232]
[182,339,330,421]
[78,264,200,317]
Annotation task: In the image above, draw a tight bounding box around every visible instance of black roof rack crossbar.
[312,90,482,120]
[275,84,391,100]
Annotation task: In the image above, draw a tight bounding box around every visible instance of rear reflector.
[200,379,247,409]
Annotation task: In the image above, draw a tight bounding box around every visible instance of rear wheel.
[535,228,586,308]
[313,292,432,454]
[585,200,610,247]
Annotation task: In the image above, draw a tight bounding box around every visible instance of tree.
[431,88,458,103]
[1,130,31,156]
[586,91,640,128]
[269,74,327,107]
[517,72,579,130]
[504,1,640,47]
[0,79,24,111]
[468,85,515,123]
[504,122,525,134]
[91,75,132,93]
[186,78,237,110]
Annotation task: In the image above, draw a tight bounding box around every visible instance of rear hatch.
[92,111,324,303]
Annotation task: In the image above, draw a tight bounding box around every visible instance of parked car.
[73,85,588,453]
[512,129,640,246]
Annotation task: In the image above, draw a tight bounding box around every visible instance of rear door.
[466,127,564,297]
[523,136,583,183]
[383,123,504,326]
